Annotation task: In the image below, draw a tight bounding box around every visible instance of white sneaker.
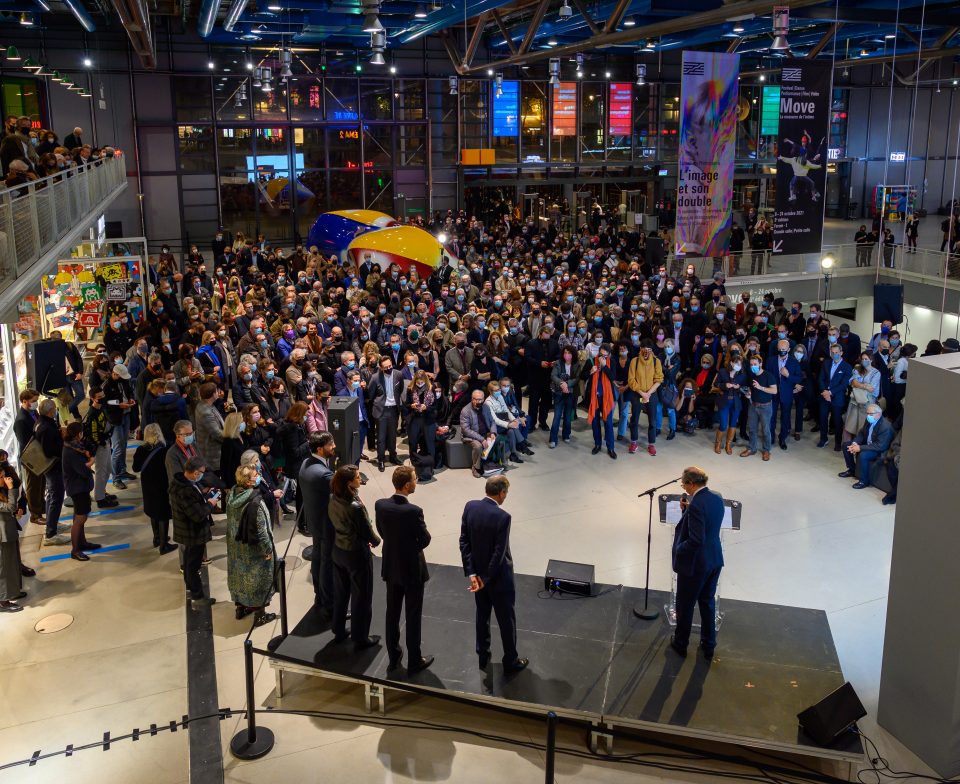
[42,534,71,546]
[57,524,72,534]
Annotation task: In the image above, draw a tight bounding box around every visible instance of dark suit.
[375,494,431,665]
[366,368,404,462]
[818,358,854,448]
[299,455,335,612]
[765,353,803,445]
[459,497,519,666]
[671,486,725,652]
[842,417,895,486]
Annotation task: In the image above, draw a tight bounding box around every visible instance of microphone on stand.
[635,475,684,620]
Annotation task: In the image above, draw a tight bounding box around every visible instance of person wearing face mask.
[626,339,664,455]
[404,371,443,480]
[764,339,804,451]
[82,391,119,509]
[525,326,560,432]
[170,456,219,608]
[837,404,896,490]
[172,344,207,421]
[548,347,582,449]
[586,344,618,459]
[739,354,777,460]
[103,363,138,483]
[817,344,853,451]
[132,424,176,554]
[366,355,405,472]
[0,115,38,175]
[13,389,46,525]
[842,351,882,441]
[886,342,915,422]
[444,332,474,396]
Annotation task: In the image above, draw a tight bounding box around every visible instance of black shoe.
[608,449,617,460]
[837,470,854,478]
[191,597,216,608]
[20,565,35,577]
[235,605,253,620]
[0,601,23,613]
[504,657,529,673]
[616,434,624,442]
[810,424,820,433]
[378,461,385,473]
[881,494,897,506]
[666,430,676,440]
[118,472,137,481]
[779,441,787,451]
[538,423,549,432]
[520,445,535,456]
[834,443,842,452]
[354,635,381,651]
[81,542,102,551]
[408,655,435,674]
[279,504,294,515]
[158,543,177,555]
[297,525,309,536]
[699,642,715,661]
[333,631,350,643]
[478,652,490,669]
[96,498,119,509]
[389,455,402,466]
[104,493,118,501]
[817,440,828,448]
[70,551,90,562]
[387,654,403,669]
[669,634,687,658]
[793,432,801,441]
[508,453,524,464]
[851,482,869,490]
[591,445,602,455]
[13,590,26,600]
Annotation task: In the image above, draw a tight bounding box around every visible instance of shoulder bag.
[19,437,56,476]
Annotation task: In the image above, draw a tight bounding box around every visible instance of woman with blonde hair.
[220,411,246,485]
[133,423,176,553]
[226,464,277,624]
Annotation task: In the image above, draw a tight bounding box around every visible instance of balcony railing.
[0,156,127,294]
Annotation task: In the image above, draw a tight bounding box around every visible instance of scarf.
[588,357,615,423]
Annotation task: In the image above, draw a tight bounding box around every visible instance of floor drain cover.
[35,613,74,634]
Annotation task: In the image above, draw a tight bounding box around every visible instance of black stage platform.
[268,561,864,773]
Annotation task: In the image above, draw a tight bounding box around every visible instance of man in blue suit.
[765,338,804,450]
[838,403,895,489]
[670,466,725,660]
[817,343,854,451]
[459,475,528,673]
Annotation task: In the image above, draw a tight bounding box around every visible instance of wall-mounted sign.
[889,151,906,162]
[493,79,519,137]
[339,129,359,140]
[609,82,632,136]
[828,147,841,160]
[552,82,577,137]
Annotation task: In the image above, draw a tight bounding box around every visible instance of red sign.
[552,82,577,137]
[77,312,103,328]
[609,82,633,136]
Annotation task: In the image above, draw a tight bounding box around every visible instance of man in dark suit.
[299,432,336,617]
[375,466,434,674]
[765,339,804,450]
[365,354,404,472]
[670,466,725,660]
[817,343,854,451]
[838,403,895,489]
[459,475,528,673]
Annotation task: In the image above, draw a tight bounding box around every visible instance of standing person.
[194,383,225,479]
[35,399,69,546]
[133,424,176,554]
[299,432,336,617]
[459,474,528,673]
[905,215,919,254]
[63,126,83,150]
[548,346,580,449]
[328,464,381,650]
[366,354,404,472]
[740,353,777,461]
[854,225,871,267]
[170,456,218,608]
[626,339,664,456]
[404,371,442,481]
[586,344,618,459]
[61,422,101,561]
[525,326,559,432]
[13,389,45,524]
[882,227,896,268]
[375,466,434,674]
[669,466,725,660]
[0,473,25,612]
[82,390,118,509]
[102,363,137,485]
[765,339,803,451]
[226,464,277,625]
[817,342,853,451]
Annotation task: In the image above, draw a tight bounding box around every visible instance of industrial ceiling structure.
[2,0,959,77]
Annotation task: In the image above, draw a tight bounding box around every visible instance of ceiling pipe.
[62,0,96,32]
[198,0,221,37]
[460,0,827,74]
[110,0,155,69]
[223,0,251,32]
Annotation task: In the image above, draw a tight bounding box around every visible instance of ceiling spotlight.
[636,63,646,86]
[235,92,244,108]
[267,3,282,9]
[820,255,835,270]
[576,69,583,78]
[759,74,766,81]
[437,233,447,244]
[487,68,494,76]
[23,57,41,71]
[842,66,849,78]
[246,61,254,70]
[547,38,558,46]
[495,71,503,97]
[770,6,790,51]
[52,71,62,82]
[69,83,82,92]
[80,89,92,98]
[884,32,896,39]
[20,13,33,25]
[253,67,262,88]
[363,13,384,33]
[605,70,611,78]
[389,65,397,74]
[549,57,561,86]
[414,4,427,18]
[559,0,572,19]
[83,57,93,67]
[624,17,636,27]
[370,51,386,65]
[448,75,458,95]
[208,60,215,69]
[860,48,869,57]
[732,22,745,33]
[643,40,655,51]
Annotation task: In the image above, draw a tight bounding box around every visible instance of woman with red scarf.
[588,343,618,459]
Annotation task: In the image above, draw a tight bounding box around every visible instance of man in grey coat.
[194,383,224,478]
[299,432,336,617]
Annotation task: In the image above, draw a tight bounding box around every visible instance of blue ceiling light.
[62,0,96,32]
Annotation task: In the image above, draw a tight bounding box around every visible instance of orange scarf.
[588,357,615,423]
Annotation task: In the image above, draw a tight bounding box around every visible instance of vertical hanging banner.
[552,82,577,136]
[493,80,519,137]
[675,51,739,257]
[609,82,633,136]
[773,59,831,255]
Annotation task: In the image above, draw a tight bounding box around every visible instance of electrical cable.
[854,729,957,784]
[537,584,623,599]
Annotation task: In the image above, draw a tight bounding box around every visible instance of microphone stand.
[633,476,683,620]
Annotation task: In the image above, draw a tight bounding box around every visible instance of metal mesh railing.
[0,157,126,295]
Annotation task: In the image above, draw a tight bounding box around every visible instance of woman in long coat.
[0,476,25,611]
[132,424,176,554]
[226,464,277,626]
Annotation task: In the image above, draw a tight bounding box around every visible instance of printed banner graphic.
[675,50,739,257]
[773,59,831,255]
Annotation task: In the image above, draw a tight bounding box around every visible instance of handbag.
[851,387,870,405]
[658,382,678,408]
[19,437,56,476]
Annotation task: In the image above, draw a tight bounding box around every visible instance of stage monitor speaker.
[797,682,867,746]
[544,559,595,596]
[26,339,68,394]
[327,396,360,466]
[873,284,904,324]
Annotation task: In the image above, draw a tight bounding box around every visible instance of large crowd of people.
[1,207,936,617]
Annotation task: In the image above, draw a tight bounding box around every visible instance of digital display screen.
[245,154,305,180]
[493,79,519,137]
[609,82,632,136]
[552,81,577,137]
[760,85,781,136]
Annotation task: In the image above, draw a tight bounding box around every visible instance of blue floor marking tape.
[61,505,137,521]
[40,543,131,563]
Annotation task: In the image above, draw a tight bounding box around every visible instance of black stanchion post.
[229,639,275,760]
[267,557,288,652]
[545,711,557,783]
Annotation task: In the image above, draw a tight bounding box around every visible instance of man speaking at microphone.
[669,466,725,661]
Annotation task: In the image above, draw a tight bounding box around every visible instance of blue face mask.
[832,353,841,363]
[477,321,485,329]
[631,335,640,345]
[255,327,263,335]
[238,422,246,433]
[182,433,195,445]
[253,475,262,486]
[890,338,900,347]
[750,365,761,375]
[671,302,680,310]
[243,372,253,381]
[827,335,838,344]
[298,326,307,334]
[346,360,355,369]
[665,346,674,356]
[866,413,880,424]
[691,306,699,313]
[578,327,587,336]
[266,370,275,380]
[351,380,360,390]
[716,313,725,321]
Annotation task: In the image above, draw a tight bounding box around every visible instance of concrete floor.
[0,415,936,784]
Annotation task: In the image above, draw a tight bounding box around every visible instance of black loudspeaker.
[327,396,360,466]
[797,682,867,746]
[26,339,68,394]
[873,284,904,324]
